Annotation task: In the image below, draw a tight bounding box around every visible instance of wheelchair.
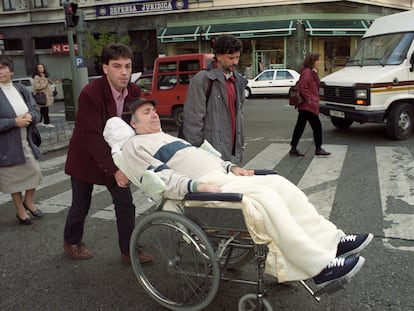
[128,170,347,311]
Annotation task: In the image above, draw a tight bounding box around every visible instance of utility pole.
[64,1,87,120]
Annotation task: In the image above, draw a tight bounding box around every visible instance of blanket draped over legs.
[198,171,345,282]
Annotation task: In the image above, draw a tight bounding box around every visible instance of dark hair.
[213,34,243,55]
[32,63,49,78]
[101,43,133,65]
[0,55,14,72]
[303,53,320,69]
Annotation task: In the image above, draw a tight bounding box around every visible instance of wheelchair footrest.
[314,278,349,296]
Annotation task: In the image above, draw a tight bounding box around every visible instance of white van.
[320,10,414,140]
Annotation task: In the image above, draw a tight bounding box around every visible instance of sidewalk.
[37,100,74,154]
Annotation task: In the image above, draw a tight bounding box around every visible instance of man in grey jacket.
[183,34,247,165]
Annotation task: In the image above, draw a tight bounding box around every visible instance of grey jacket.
[0,83,41,167]
[183,65,247,165]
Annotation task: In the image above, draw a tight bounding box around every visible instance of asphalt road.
[1,97,413,311]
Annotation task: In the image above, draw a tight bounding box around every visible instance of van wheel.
[173,106,184,127]
[387,103,414,140]
[244,88,251,99]
[331,117,353,129]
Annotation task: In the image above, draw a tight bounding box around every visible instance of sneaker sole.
[315,256,365,288]
[339,233,373,258]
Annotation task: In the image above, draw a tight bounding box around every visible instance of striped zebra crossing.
[1,144,413,253]
[297,144,348,219]
[376,146,414,252]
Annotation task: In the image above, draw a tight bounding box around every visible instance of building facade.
[0,0,412,81]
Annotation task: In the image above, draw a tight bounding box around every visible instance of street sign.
[76,56,84,68]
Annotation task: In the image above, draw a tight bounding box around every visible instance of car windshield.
[347,32,414,66]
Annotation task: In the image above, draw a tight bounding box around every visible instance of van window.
[347,32,414,66]
[179,60,200,71]
[179,60,201,84]
[158,61,177,72]
[158,74,177,90]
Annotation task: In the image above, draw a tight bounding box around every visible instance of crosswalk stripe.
[39,155,67,170]
[91,189,155,220]
[298,144,348,218]
[0,155,68,205]
[376,146,414,252]
[36,185,107,213]
[245,143,290,169]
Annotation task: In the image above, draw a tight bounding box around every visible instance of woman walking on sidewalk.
[289,53,330,157]
[32,63,55,128]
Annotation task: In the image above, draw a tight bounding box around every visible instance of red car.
[136,53,214,126]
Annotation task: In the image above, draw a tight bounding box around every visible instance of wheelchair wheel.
[238,293,273,311]
[130,211,220,311]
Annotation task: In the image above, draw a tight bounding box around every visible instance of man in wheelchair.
[104,98,373,289]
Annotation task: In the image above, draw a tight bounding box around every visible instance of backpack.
[288,81,304,108]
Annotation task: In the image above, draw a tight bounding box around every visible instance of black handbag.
[34,92,47,106]
[29,124,42,147]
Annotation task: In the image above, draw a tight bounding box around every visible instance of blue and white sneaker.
[336,233,373,257]
[313,255,365,287]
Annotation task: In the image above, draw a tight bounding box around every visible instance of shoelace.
[339,234,357,243]
[327,257,345,268]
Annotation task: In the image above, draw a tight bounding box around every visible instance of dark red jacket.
[65,76,140,185]
[298,67,320,116]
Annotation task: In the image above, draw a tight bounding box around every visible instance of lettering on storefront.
[51,44,78,54]
[96,0,187,17]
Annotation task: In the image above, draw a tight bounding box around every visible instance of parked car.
[245,69,300,98]
[12,77,57,97]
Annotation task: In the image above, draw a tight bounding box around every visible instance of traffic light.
[64,2,79,28]
[210,37,216,49]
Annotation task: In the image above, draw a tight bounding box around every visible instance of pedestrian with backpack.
[183,34,247,165]
[289,53,331,157]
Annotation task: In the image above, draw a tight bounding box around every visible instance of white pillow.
[103,117,135,154]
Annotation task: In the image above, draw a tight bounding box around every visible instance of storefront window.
[322,37,351,74]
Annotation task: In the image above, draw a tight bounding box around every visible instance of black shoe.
[336,233,373,257]
[16,214,33,225]
[313,255,364,287]
[23,203,43,217]
[289,148,304,156]
[315,148,331,156]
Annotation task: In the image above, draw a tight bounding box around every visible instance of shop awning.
[203,20,295,40]
[158,26,202,43]
[305,20,370,36]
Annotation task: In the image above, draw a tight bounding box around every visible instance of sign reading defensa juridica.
[96,0,188,17]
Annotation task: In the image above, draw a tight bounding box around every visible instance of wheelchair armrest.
[254,169,278,175]
[184,192,243,202]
